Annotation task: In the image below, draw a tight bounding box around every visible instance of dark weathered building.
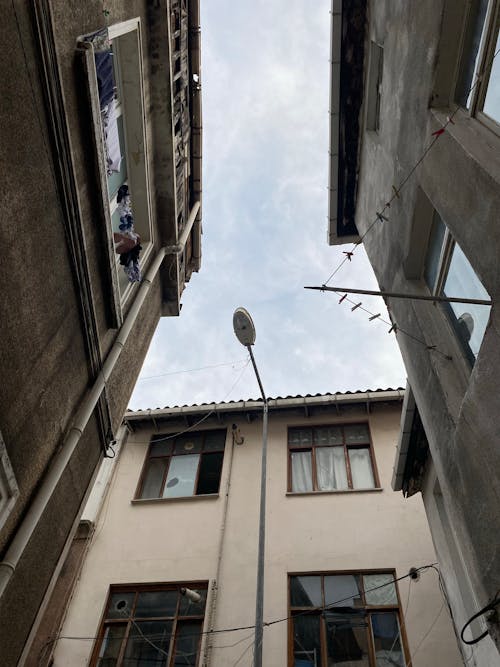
[328,1,500,665]
[0,1,202,663]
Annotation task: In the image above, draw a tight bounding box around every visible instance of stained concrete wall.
[0,1,175,664]
[353,0,500,663]
[53,400,461,666]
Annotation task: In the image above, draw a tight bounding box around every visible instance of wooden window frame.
[287,423,380,493]
[135,429,227,500]
[89,581,207,667]
[288,569,410,667]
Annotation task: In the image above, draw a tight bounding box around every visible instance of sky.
[129,0,406,410]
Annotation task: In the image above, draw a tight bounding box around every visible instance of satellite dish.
[233,308,256,347]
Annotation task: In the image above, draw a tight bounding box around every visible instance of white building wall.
[53,399,461,666]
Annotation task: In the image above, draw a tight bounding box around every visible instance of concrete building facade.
[51,390,461,666]
[0,1,202,664]
[328,1,500,664]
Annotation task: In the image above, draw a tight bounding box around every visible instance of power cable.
[129,356,251,444]
[47,563,439,651]
[136,359,249,381]
[460,590,500,646]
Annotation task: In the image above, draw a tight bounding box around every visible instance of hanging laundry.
[114,185,142,283]
[95,50,115,109]
[101,99,122,173]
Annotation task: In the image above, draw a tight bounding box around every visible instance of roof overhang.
[327,0,366,246]
[125,389,405,429]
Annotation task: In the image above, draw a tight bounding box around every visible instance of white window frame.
[424,212,491,364]
[456,0,500,135]
[78,18,154,321]
[0,431,19,532]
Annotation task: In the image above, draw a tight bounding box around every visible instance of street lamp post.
[233,308,268,667]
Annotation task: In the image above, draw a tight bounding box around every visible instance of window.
[424,211,491,363]
[136,430,226,500]
[79,19,153,310]
[91,582,207,667]
[365,41,384,132]
[0,431,19,531]
[456,0,500,132]
[289,571,407,667]
[288,424,378,493]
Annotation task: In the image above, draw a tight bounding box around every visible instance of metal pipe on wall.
[0,201,200,598]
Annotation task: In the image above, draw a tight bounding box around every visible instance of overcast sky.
[129,0,406,410]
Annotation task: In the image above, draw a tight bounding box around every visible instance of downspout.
[201,426,237,667]
[0,203,199,598]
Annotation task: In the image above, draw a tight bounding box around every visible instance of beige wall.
[53,400,461,666]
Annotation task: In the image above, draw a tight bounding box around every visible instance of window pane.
[483,21,500,123]
[424,213,446,291]
[289,428,313,447]
[292,615,323,667]
[179,588,207,616]
[107,114,128,198]
[174,434,203,455]
[314,426,343,445]
[290,451,313,492]
[371,612,406,667]
[442,243,491,360]
[203,430,226,451]
[135,590,178,618]
[149,440,173,457]
[172,621,202,665]
[97,624,127,666]
[106,592,135,619]
[363,574,398,606]
[324,611,370,666]
[456,0,489,107]
[344,424,370,444]
[196,452,223,494]
[290,576,322,607]
[140,458,167,499]
[316,447,348,490]
[325,575,362,608]
[123,620,172,667]
[163,454,199,498]
[348,448,375,489]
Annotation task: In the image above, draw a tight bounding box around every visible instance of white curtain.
[316,447,348,490]
[348,448,375,489]
[291,451,313,492]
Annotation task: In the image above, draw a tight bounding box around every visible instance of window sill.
[286,488,383,497]
[131,494,219,505]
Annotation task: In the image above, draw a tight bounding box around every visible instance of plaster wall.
[354,0,500,660]
[54,402,461,666]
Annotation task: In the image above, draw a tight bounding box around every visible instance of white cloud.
[128,0,406,410]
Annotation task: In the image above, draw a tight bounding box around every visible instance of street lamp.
[233,307,268,667]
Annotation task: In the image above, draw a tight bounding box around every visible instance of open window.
[365,41,384,132]
[78,19,154,319]
[424,211,491,364]
[455,0,500,133]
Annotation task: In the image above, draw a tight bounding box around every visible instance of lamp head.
[233,307,256,347]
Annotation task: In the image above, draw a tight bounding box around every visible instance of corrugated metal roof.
[127,387,405,414]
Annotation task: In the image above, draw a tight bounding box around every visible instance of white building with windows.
[327,1,500,664]
[49,390,461,666]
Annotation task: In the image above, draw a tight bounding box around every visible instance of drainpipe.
[201,426,236,666]
[0,202,199,598]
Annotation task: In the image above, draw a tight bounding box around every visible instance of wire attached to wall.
[321,44,500,292]
[460,591,500,646]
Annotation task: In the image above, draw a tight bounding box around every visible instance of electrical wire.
[232,634,256,666]
[136,359,249,381]
[460,590,500,646]
[407,601,445,666]
[129,356,251,444]
[48,563,439,651]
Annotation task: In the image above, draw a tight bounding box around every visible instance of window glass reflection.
[293,615,323,667]
[442,243,491,359]
[290,576,322,607]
